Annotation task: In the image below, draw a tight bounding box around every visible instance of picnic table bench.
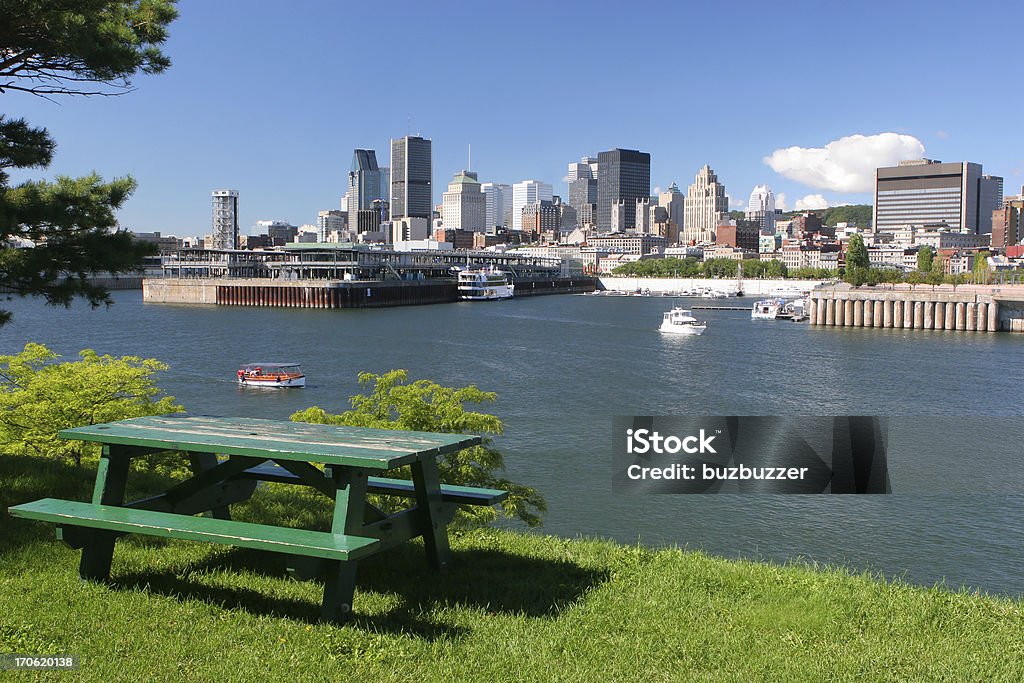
[7,415,508,622]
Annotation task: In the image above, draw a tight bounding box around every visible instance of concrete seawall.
[808,288,1024,333]
[143,277,596,308]
[598,277,828,296]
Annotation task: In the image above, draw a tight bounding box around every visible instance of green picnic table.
[7,414,508,622]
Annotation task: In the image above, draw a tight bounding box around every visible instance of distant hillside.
[780,204,873,227]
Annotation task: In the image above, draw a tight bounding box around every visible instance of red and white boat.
[237,363,306,388]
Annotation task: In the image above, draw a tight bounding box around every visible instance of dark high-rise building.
[390,136,432,220]
[597,148,651,231]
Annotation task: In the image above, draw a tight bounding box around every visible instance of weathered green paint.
[240,462,508,505]
[411,457,452,570]
[59,415,480,470]
[9,498,380,561]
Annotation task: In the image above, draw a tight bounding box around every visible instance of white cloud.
[653,186,662,195]
[727,193,744,209]
[795,194,829,211]
[764,133,925,193]
[775,192,787,212]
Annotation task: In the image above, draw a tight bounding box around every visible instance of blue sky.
[5,0,1024,235]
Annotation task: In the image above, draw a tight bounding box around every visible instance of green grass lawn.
[1,454,1022,682]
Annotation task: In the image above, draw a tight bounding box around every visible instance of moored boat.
[237,363,306,388]
[457,268,514,300]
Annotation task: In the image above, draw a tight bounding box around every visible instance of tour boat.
[457,268,514,301]
[237,363,306,388]
[659,307,707,335]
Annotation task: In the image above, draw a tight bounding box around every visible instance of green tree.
[846,233,869,270]
[973,251,992,285]
[917,246,934,272]
[291,370,547,528]
[0,342,182,465]
[0,0,179,325]
[906,271,924,289]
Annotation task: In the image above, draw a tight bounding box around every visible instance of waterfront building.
[682,165,728,245]
[211,190,239,250]
[390,136,432,220]
[596,148,651,231]
[658,183,684,238]
[588,233,667,255]
[873,159,1003,234]
[441,170,486,231]
[481,182,511,228]
[512,179,553,231]
[745,185,776,233]
[317,210,346,243]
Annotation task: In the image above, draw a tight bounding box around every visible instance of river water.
[2,290,1022,596]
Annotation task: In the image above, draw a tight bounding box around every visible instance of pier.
[144,276,596,308]
[807,287,1024,333]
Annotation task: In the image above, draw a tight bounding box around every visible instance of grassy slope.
[1,454,1022,682]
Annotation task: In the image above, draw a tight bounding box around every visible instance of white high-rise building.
[512,179,553,231]
[745,185,776,233]
[682,166,728,244]
[659,182,684,236]
[211,190,239,250]
[441,171,486,231]
[481,182,511,228]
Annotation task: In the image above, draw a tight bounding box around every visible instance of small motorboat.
[659,307,707,335]
[237,363,306,388]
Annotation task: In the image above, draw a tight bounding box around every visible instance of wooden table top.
[59,415,481,469]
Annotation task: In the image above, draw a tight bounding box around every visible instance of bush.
[0,343,182,466]
[291,370,546,527]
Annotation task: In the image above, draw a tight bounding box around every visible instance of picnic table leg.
[187,452,232,520]
[411,457,452,571]
[321,467,368,623]
[79,444,130,581]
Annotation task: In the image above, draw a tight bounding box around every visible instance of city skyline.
[4,0,1023,235]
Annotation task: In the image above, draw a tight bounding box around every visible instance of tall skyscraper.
[978,174,1004,235]
[658,182,684,237]
[210,190,239,249]
[873,159,1001,234]
[512,179,553,231]
[481,182,511,228]
[442,171,486,231]
[682,165,728,244]
[347,149,384,231]
[597,148,651,231]
[745,185,776,233]
[568,156,599,225]
[390,135,432,219]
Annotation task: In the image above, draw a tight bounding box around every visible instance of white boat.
[457,268,514,300]
[752,298,806,320]
[751,298,785,320]
[659,307,707,335]
[237,363,306,388]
